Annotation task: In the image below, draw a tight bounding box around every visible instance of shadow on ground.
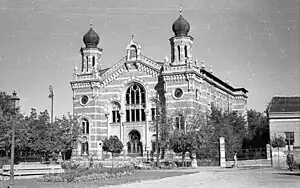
[274,172,300,176]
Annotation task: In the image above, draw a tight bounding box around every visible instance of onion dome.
[172,10,190,37]
[83,23,100,48]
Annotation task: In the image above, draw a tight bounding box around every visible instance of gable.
[100,55,162,87]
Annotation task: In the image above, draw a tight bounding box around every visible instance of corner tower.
[169,8,194,66]
[80,23,103,73]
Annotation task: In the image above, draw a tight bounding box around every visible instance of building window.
[195,89,199,100]
[175,115,185,130]
[112,111,120,123]
[92,56,95,67]
[177,45,180,61]
[285,132,294,145]
[111,102,121,123]
[129,45,137,60]
[126,110,130,122]
[125,84,146,122]
[82,118,89,134]
[184,45,188,58]
[86,56,88,72]
[151,108,156,121]
[173,88,184,99]
[80,95,89,105]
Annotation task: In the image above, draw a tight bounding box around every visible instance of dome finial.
[179,4,182,15]
[90,18,93,28]
[131,34,134,41]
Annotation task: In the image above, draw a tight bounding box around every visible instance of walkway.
[104,168,300,188]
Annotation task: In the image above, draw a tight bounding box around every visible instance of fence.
[237,147,267,160]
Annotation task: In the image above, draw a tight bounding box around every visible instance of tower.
[80,23,103,73]
[169,8,194,65]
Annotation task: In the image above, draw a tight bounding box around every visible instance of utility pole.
[9,91,20,188]
[49,85,54,123]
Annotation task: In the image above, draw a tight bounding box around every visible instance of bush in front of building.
[102,136,123,156]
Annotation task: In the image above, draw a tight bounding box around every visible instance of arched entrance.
[127,130,143,157]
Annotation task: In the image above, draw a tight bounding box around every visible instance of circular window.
[174,88,184,99]
[81,95,89,105]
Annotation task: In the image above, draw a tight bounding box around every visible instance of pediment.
[101,55,162,87]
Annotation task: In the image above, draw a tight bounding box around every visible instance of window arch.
[125,83,146,122]
[184,45,188,58]
[82,118,89,134]
[129,45,137,60]
[177,45,180,61]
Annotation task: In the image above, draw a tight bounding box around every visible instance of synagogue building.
[70,11,248,158]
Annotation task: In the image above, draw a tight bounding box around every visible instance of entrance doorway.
[127,130,143,157]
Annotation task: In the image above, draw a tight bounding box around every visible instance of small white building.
[268,96,300,166]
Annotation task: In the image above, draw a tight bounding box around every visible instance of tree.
[206,107,247,160]
[102,136,123,168]
[102,136,123,156]
[169,133,194,166]
[245,109,270,148]
[271,134,286,167]
[51,115,81,160]
[0,91,23,156]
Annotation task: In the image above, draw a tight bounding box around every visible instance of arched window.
[127,130,142,156]
[86,56,89,72]
[184,45,188,58]
[92,56,95,67]
[82,118,89,134]
[112,102,121,123]
[81,56,84,72]
[175,114,185,130]
[129,45,137,60]
[177,45,180,61]
[125,84,146,122]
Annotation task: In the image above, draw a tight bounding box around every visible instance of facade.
[70,11,248,159]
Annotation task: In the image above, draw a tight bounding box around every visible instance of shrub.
[0,157,10,168]
[38,167,134,183]
[61,161,80,170]
[291,161,300,170]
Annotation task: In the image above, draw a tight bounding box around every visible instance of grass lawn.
[1,170,197,188]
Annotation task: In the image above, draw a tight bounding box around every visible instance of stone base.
[191,159,198,168]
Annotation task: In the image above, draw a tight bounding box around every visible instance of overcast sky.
[0,0,299,117]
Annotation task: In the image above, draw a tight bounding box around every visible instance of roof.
[200,69,248,94]
[99,68,109,76]
[269,96,300,113]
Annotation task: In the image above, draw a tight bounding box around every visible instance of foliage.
[270,134,286,148]
[51,115,81,159]
[38,167,134,183]
[0,91,23,154]
[244,109,270,148]
[0,90,81,161]
[0,156,10,168]
[102,136,123,154]
[205,106,247,160]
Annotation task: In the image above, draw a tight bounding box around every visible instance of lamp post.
[9,91,20,188]
[155,92,160,167]
[48,85,54,123]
